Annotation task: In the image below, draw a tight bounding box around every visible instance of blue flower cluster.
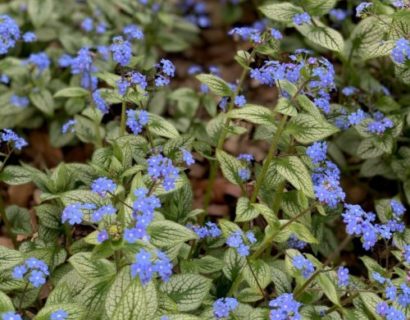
[12,257,49,288]
[288,234,307,250]
[1,312,22,320]
[292,255,315,278]
[61,202,96,225]
[124,188,160,243]
[155,59,176,87]
[229,26,264,43]
[123,24,144,40]
[213,297,238,319]
[376,302,405,320]
[91,204,117,223]
[341,86,357,96]
[237,153,253,182]
[126,110,149,135]
[25,52,50,74]
[147,154,179,191]
[80,16,107,34]
[117,71,147,96]
[59,48,98,90]
[342,199,406,250]
[293,12,311,25]
[1,129,28,150]
[404,244,410,263]
[337,266,350,287]
[91,177,117,197]
[307,142,345,208]
[189,222,221,239]
[92,90,109,114]
[10,95,29,108]
[0,15,21,54]
[367,112,394,134]
[269,293,302,320]
[180,0,210,28]
[130,249,172,285]
[50,309,68,320]
[226,230,256,256]
[110,36,132,67]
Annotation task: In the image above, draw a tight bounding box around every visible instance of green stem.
[246,258,268,302]
[294,236,352,299]
[120,100,127,136]
[250,204,314,259]
[18,282,29,313]
[0,194,17,248]
[202,50,256,212]
[227,274,243,296]
[88,81,103,149]
[250,115,288,203]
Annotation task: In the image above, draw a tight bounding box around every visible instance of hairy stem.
[120,100,127,136]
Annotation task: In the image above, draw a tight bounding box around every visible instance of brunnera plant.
[0,0,409,320]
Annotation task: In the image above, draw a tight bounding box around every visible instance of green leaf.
[28,0,54,27]
[305,0,337,16]
[108,269,149,320]
[359,292,384,320]
[273,156,314,198]
[288,223,318,244]
[6,205,32,235]
[288,113,339,144]
[69,253,116,281]
[235,197,259,222]
[54,87,89,98]
[229,105,276,126]
[160,274,212,312]
[36,204,62,230]
[0,291,14,312]
[0,246,23,271]
[216,150,243,186]
[29,89,55,116]
[260,2,303,23]
[275,97,297,117]
[0,165,32,185]
[316,272,340,306]
[196,74,232,97]
[296,20,344,53]
[148,113,180,139]
[356,138,385,159]
[223,248,246,281]
[244,259,271,289]
[148,220,198,247]
[35,303,86,320]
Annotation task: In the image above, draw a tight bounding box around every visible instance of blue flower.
[50,309,68,320]
[130,71,147,90]
[91,205,117,223]
[159,59,175,77]
[237,153,254,162]
[61,119,76,134]
[12,265,27,279]
[329,9,348,21]
[229,27,262,43]
[397,283,410,307]
[92,90,109,114]
[22,32,36,42]
[372,272,386,284]
[226,231,251,257]
[29,270,46,287]
[386,285,397,300]
[0,15,21,54]
[306,141,327,164]
[293,12,311,25]
[270,28,283,40]
[147,154,179,191]
[96,23,107,34]
[348,109,367,126]
[110,36,132,66]
[367,114,394,134]
[0,74,9,84]
[213,297,238,319]
[91,177,117,197]
[234,95,246,107]
[288,235,307,250]
[1,129,27,150]
[61,202,96,225]
[190,222,221,239]
[342,86,357,96]
[81,17,93,32]
[10,95,29,108]
[238,168,251,182]
[356,2,373,17]
[337,267,349,287]
[97,230,109,243]
[126,110,149,135]
[391,200,406,217]
[131,249,172,285]
[404,245,410,264]
[292,255,315,278]
[12,258,49,288]
[1,312,22,320]
[123,24,144,40]
[269,293,301,320]
[181,149,195,166]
